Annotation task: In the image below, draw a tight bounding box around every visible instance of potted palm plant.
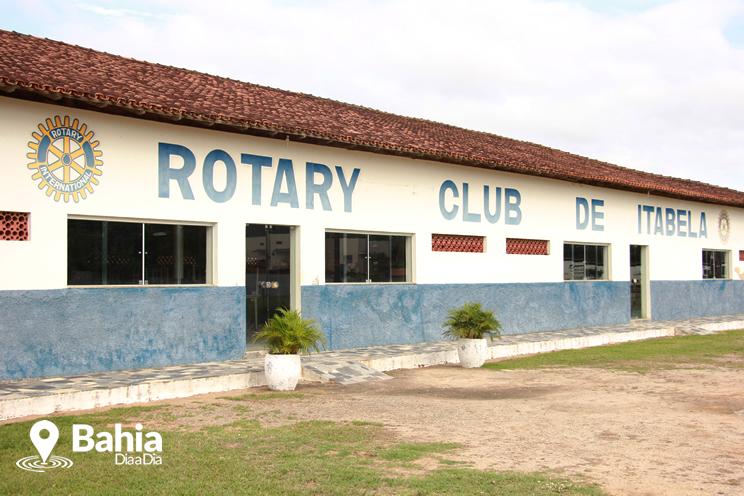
[253,308,326,391]
[441,302,503,368]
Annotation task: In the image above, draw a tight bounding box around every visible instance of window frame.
[702,249,730,280]
[67,216,214,287]
[563,242,610,281]
[325,229,414,284]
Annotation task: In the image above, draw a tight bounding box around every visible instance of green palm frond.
[253,308,326,355]
[441,302,503,341]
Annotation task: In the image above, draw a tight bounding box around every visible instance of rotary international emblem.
[27,116,103,202]
[718,209,731,244]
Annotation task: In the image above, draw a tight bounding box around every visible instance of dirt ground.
[13,362,744,496]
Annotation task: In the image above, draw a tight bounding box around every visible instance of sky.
[3,0,744,191]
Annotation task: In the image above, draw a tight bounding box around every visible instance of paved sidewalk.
[1,314,742,421]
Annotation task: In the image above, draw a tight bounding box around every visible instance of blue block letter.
[642,205,655,234]
[654,207,664,235]
[271,159,299,208]
[306,163,333,211]
[484,186,502,224]
[202,150,237,203]
[699,212,708,238]
[439,180,459,220]
[676,209,687,237]
[591,199,604,231]
[158,143,195,200]
[462,183,481,223]
[335,167,360,213]
[665,208,676,236]
[241,154,272,206]
[505,189,522,225]
[576,197,589,230]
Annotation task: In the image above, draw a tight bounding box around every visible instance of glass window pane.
[180,225,208,284]
[325,232,367,283]
[596,246,605,279]
[369,235,392,282]
[585,245,597,280]
[68,219,103,285]
[573,244,585,280]
[267,225,291,310]
[703,250,713,279]
[714,251,724,279]
[325,233,337,282]
[246,223,267,297]
[104,222,143,285]
[563,244,573,280]
[67,220,143,286]
[390,236,408,282]
[145,224,178,284]
[145,224,208,285]
[720,252,727,279]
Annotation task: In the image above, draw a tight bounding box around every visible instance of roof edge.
[3,80,743,209]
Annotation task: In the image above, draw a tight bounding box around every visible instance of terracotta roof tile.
[1,29,743,206]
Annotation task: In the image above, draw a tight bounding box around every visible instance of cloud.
[73,2,165,19]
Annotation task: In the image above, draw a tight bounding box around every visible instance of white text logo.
[16,420,73,472]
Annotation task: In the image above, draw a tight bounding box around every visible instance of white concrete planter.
[264,353,302,391]
[457,338,488,368]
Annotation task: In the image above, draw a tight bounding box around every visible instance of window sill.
[67,284,215,288]
[323,282,416,285]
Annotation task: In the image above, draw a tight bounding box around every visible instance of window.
[325,232,411,283]
[1,211,29,241]
[68,219,210,285]
[432,234,484,253]
[507,238,549,255]
[564,243,607,280]
[703,250,729,279]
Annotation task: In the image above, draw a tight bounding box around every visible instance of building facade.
[2,30,743,381]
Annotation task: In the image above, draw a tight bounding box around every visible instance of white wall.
[1,97,742,291]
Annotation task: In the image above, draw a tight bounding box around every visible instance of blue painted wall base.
[0,287,246,381]
[650,280,744,321]
[4,279,742,381]
[302,282,630,351]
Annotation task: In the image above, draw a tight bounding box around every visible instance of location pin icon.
[30,420,59,464]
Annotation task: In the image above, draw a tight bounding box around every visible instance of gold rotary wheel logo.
[27,116,103,202]
[718,209,731,244]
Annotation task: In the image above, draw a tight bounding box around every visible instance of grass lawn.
[483,329,744,373]
[6,331,741,495]
[1,402,606,495]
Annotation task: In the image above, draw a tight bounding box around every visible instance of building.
[1,30,743,382]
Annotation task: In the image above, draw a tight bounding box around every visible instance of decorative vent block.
[432,234,484,253]
[740,250,744,262]
[506,238,548,255]
[1,211,29,241]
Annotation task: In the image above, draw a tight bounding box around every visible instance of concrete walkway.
[2,315,742,421]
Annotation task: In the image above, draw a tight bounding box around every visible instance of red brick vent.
[1,211,29,241]
[740,250,744,262]
[432,234,484,253]
[506,238,548,255]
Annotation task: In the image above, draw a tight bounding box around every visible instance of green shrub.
[253,308,326,354]
[441,302,503,341]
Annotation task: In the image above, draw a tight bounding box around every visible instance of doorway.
[246,224,294,350]
[630,245,648,319]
